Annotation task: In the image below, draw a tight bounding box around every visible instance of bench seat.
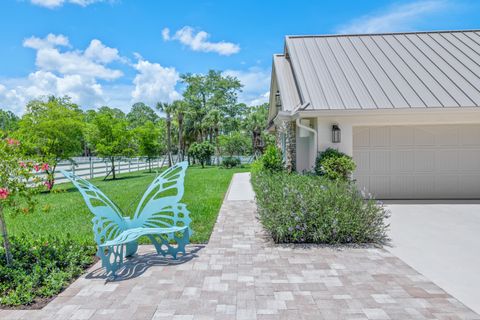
[100,226,188,247]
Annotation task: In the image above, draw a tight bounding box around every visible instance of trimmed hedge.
[0,236,96,306]
[251,169,389,244]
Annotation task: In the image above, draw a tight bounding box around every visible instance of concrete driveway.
[386,200,480,315]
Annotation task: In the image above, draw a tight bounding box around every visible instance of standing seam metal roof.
[278,30,480,110]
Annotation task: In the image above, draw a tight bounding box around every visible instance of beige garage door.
[353,125,480,199]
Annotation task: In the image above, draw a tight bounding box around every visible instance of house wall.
[296,109,480,172]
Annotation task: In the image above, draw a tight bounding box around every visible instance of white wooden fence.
[51,157,168,184]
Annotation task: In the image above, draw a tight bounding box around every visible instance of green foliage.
[219,132,250,157]
[134,121,164,171]
[0,110,19,133]
[85,107,134,179]
[315,148,356,181]
[189,141,215,168]
[222,157,241,168]
[16,96,84,189]
[127,103,159,128]
[261,145,284,173]
[0,236,95,306]
[251,170,389,244]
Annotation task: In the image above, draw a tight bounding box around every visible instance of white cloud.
[24,35,123,80]
[337,0,449,34]
[224,67,270,106]
[131,58,181,106]
[0,34,127,113]
[162,26,240,56]
[30,0,108,9]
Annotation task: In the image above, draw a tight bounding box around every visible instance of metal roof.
[272,54,301,111]
[277,30,480,110]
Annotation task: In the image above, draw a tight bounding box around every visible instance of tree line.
[0,70,273,189]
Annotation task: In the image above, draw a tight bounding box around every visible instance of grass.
[6,165,249,244]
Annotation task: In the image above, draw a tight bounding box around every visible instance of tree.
[181,70,243,142]
[16,96,84,190]
[134,121,164,172]
[85,107,134,180]
[203,109,223,164]
[244,103,270,158]
[188,141,215,168]
[127,102,159,128]
[0,110,19,133]
[156,102,176,167]
[219,132,250,157]
[172,100,188,161]
[0,137,44,264]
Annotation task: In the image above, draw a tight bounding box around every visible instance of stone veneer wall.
[275,121,296,172]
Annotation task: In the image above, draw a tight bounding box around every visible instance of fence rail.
[37,155,253,184]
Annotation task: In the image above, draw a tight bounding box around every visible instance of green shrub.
[222,157,241,168]
[188,141,215,168]
[0,236,95,306]
[315,148,356,181]
[261,145,284,173]
[251,170,389,244]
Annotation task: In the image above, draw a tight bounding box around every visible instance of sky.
[1,0,479,114]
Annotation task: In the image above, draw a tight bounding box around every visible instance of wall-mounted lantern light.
[275,91,281,109]
[332,124,341,143]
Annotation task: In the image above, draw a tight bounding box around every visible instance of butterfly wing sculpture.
[61,161,192,275]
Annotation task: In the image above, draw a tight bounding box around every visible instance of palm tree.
[156,102,175,167]
[244,104,268,159]
[172,100,188,162]
[204,109,223,164]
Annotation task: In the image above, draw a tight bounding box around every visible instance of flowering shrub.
[0,137,45,265]
[251,169,389,244]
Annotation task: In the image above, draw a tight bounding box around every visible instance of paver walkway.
[1,173,478,319]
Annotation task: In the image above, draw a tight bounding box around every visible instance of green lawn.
[6,165,249,244]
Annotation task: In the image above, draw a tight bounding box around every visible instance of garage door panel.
[391,151,414,172]
[390,175,415,198]
[369,150,390,172]
[414,151,435,172]
[354,151,370,172]
[437,126,459,146]
[353,124,480,199]
[436,150,459,172]
[460,150,480,170]
[353,127,370,147]
[435,175,459,196]
[370,127,390,147]
[391,127,413,146]
[461,125,480,146]
[415,127,436,146]
[370,176,390,198]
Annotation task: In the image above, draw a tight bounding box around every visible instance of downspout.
[295,118,318,171]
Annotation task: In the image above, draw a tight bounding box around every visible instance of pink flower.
[0,188,9,200]
[41,163,49,171]
[44,181,53,190]
[19,161,26,168]
[34,164,40,172]
[6,138,19,146]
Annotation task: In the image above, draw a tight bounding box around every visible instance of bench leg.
[98,244,124,276]
[125,241,138,257]
[148,229,190,259]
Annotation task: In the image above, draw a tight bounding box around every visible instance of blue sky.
[1,0,479,114]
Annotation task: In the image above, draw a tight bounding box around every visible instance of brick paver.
[1,174,478,319]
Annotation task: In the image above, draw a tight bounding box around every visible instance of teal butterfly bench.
[61,161,192,276]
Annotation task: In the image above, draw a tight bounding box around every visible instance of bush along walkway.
[1,173,478,319]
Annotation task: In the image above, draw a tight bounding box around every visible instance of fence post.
[137,158,140,171]
[129,160,131,173]
[90,157,93,179]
